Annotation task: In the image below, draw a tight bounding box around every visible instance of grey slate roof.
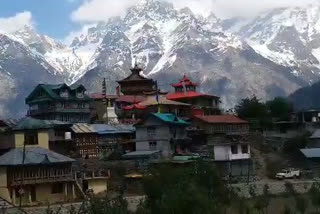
[300,148,320,158]
[14,117,71,130]
[0,147,75,166]
[310,130,320,139]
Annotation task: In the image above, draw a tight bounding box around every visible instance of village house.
[0,119,19,155]
[26,84,92,123]
[192,115,252,178]
[71,123,135,159]
[128,113,190,159]
[12,118,74,156]
[0,147,77,206]
[92,124,135,157]
[167,75,221,116]
[192,115,250,160]
[71,123,99,159]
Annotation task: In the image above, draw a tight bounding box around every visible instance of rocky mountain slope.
[0,0,319,117]
[75,0,307,107]
[224,3,320,84]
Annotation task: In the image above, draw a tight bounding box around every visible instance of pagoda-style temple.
[167,75,221,115]
[117,65,156,95]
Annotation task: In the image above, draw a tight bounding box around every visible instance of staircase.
[74,178,87,199]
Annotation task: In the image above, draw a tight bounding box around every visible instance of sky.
[0,0,317,42]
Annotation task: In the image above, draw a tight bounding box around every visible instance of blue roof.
[0,147,75,166]
[91,124,135,134]
[151,113,190,126]
[301,148,320,158]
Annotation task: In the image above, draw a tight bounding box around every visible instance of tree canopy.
[137,161,234,214]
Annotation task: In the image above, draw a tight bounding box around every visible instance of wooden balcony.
[8,167,74,186]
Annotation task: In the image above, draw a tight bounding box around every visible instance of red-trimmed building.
[191,115,250,161]
[167,75,220,116]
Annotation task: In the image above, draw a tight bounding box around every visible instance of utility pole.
[19,141,26,208]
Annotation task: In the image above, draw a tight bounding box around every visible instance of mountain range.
[1,0,320,117]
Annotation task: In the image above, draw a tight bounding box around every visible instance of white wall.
[214,144,250,161]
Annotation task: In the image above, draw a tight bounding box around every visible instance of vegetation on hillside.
[289,81,320,110]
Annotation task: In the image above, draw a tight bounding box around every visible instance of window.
[77,91,84,98]
[55,131,64,137]
[241,144,249,154]
[25,131,38,145]
[51,183,64,194]
[149,142,157,150]
[147,127,156,137]
[231,145,238,154]
[60,90,69,98]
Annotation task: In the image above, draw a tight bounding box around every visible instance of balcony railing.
[28,107,90,115]
[10,173,74,186]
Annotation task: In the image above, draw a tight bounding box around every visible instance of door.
[30,186,36,202]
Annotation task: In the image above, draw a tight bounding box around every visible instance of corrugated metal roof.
[300,148,320,158]
[71,123,96,133]
[151,113,190,126]
[0,147,75,166]
[310,130,320,139]
[122,150,160,158]
[71,123,135,134]
[91,124,135,134]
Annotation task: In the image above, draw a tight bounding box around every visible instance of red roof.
[194,115,248,124]
[172,75,198,87]
[167,91,216,100]
[116,95,146,104]
[123,104,147,110]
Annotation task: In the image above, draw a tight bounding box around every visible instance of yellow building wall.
[11,183,75,206]
[14,132,25,148]
[14,131,49,149]
[38,131,49,149]
[0,167,11,202]
[35,183,66,204]
[88,179,107,195]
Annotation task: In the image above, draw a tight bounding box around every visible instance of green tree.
[282,134,310,156]
[83,197,129,214]
[235,96,269,119]
[139,160,233,214]
[283,205,291,214]
[309,182,320,212]
[266,97,293,121]
[235,96,270,129]
[295,196,308,214]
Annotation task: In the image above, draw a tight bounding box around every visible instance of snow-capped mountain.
[0,0,318,117]
[76,0,304,107]
[0,33,65,117]
[225,3,320,84]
